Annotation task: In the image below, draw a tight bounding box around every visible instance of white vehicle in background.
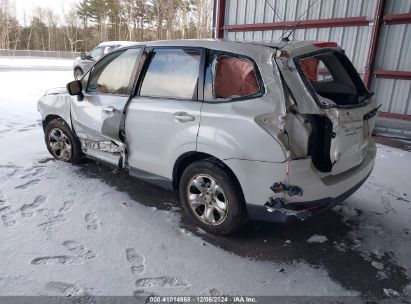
[38,40,378,235]
[73,41,135,79]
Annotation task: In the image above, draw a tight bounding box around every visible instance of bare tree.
[63,7,83,52]
[45,8,58,51]
[194,0,211,38]
[0,0,13,49]
[1,0,213,52]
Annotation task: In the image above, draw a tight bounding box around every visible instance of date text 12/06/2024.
[148,296,258,303]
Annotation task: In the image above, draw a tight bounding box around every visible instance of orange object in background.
[214,56,259,98]
[300,57,320,82]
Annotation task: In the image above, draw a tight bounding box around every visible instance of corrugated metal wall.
[372,0,411,117]
[221,0,411,137]
[226,0,377,76]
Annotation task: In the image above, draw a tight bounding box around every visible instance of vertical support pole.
[364,0,386,88]
[212,0,217,39]
[215,0,226,39]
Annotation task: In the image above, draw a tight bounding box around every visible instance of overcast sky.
[14,0,80,25]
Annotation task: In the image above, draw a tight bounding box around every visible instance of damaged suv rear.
[37,39,377,235]
[251,41,378,223]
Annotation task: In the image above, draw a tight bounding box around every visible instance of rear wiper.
[363,104,382,121]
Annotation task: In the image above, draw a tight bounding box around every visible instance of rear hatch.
[276,42,378,175]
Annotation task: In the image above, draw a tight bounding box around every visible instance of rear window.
[295,51,371,107]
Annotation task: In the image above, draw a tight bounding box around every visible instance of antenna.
[264,0,283,23]
[280,0,320,42]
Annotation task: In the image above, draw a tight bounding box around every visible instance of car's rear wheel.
[179,160,248,235]
[44,119,83,164]
[74,68,83,79]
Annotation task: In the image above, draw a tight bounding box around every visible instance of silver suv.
[73,41,135,79]
[38,40,378,235]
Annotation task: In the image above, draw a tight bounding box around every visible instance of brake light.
[313,42,338,48]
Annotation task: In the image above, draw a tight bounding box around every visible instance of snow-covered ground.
[0,57,73,69]
[0,58,410,301]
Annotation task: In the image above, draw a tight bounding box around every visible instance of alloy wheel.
[186,174,228,225]
[48,128,72,161]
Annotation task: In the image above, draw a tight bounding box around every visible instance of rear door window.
[139,48,201,100]
[296,51,370,107]
[205,53,263,102]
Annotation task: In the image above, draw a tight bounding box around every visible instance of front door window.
[87,48,141,95]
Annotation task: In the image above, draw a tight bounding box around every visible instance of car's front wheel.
[44,119,83,164]
[179,160,248,235]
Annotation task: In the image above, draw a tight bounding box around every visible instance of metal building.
[213,0,411,138]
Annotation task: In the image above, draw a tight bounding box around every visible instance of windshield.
[295,51,371,107]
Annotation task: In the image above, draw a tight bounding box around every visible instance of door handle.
[102,106,119,114]
[173,112,195,122]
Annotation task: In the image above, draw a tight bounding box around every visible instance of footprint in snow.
[1,195,47,227]
[0,191,5,205]
[1,210,18,227]
[126,248,146,274]
[21,166,45,179]
[0,206,11,214]
[38,201,74,230]
[63,240,97,259]
[85,213,101,231]
[0,196,16,227]
[31,241,96,265]
[20,195,47,217]
[14,179,41,190]
[45,281,96,303]
[135,276,190,288]
[0,164,19,183]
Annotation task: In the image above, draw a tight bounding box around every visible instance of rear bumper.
[246,169,371,223]
[228,140,376,223]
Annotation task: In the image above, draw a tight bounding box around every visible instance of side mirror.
[66,80,84,101]
[80,52,91,60]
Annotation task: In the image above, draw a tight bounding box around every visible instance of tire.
[44,118,83,164]
[74,67,83,79]
[179,159,248,235]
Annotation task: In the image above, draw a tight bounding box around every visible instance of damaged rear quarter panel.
[197,46,288,163]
